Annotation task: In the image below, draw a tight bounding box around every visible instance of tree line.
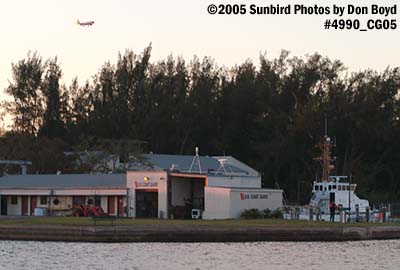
[1,45,400,203]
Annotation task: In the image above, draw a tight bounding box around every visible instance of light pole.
[297,180,305,205]
[348,174,351,222]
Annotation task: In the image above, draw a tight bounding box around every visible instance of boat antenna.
[314,116,335,182]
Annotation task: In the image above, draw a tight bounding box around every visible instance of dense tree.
[39,57,65,138]
[1,48,400,204]
[0,132,73,174]
[4,52,44,134]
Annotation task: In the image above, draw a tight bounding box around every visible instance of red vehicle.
[73,205,107,217]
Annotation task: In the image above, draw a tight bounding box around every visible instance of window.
[94,196,101,207]
[333,185,337,190]
[11,196,18,205]
[338,185,342,191]
[328,185,332,191]
[40,196,47,205]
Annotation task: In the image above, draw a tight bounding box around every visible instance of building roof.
[0,174,126,189]
[138,154,253,176]
[212,156,260,177]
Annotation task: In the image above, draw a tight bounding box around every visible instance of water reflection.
[1,240,399,270]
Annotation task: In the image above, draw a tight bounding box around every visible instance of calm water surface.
[0,240,399,270]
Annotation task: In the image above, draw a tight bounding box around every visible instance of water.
[1,240,399,270]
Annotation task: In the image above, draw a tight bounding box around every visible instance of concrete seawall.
[0,225,400,242]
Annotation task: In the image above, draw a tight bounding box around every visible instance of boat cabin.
[310,176,369,214]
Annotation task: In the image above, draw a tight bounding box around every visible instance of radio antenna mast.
[189,147,202,174]
[314,116,335,182]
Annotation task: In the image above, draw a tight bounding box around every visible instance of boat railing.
[282,204,393,223]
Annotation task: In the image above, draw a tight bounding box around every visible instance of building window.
[40,196,48,205]
[94,196,101,207]
[11,196,18,205]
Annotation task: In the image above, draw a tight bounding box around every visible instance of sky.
[0,0,399,126]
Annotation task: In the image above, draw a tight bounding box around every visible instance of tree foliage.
[4,52,44,134]
[2,47,400,203]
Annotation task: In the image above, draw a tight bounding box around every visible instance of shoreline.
[0,224,400,242]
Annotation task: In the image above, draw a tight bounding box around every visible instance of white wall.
[126,188,135,217]
[101,196,108,212]
[49,196,72,210]
[208,175,261,188]
[158,177,167,219]
[229,189,282,218]
[2,195,123,216]
[203,187,231,219]
[7,196,21,216]
[203,187,283,219]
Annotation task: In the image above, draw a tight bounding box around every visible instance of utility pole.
[348,174,351,222]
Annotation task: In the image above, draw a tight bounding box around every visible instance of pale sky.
[1,0,399,112]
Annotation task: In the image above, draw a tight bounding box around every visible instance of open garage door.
[168,173,206,219]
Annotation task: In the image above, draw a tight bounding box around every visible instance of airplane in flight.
[77,19,94,26]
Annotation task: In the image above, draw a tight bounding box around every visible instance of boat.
[284,121,372,222]
[309,175,370,217]
[309,133,370,220]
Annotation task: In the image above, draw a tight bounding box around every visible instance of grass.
[0,216,399,227]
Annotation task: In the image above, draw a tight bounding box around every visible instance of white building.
[0,154,283,219]
[0,174,127,216]
[126,154,283,219]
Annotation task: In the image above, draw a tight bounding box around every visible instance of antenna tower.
[188,147,202,174]
[314,117,335,182]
